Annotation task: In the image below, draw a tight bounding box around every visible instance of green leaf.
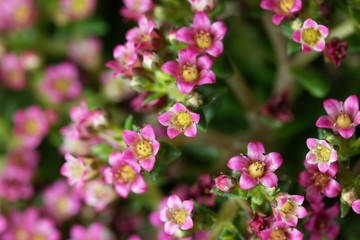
[218,224,244,240]
[124,115,134,130]
[91,143,115,161]
[341,200,351,218]
[210,186,248,199]
[142,92,165,106]
[287,40,301,55]
[292,69,330,98]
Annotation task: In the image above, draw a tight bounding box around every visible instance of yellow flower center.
[54,78,71,93]
[15,228,29,240]
[25,119,39,135]
[281,199,295,216]
[248,161,265,178]
[312,172,330,189]
[136,140,153,158]
[115,165,137,183]
[33,234,47,240]
[176,112,192,129]
[57,196,70,214]
[182,64,199,83]
[314,145,331,162]
[15,5,30,24]
[71,0,87,13]
[279,0,294,13]
[336,113,352,129]
[302,28,322,46]
[270,228,288,240]
[69,160,85,179]
[170,208,188,224]
[195,30,213,49]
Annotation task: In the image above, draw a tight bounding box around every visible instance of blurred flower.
[126,16,159,51]
[104,151,147,198]
[158,102,200,139]
[122,124,160,172]
[214,173,236,193]
[304,202,339,240]
[341,187,358,206]
[162,48,215,94]
[2,208,60,240]
[272,193,307,226]
[142,51,160,71]
[190,174,215,207]
[176,12,227,57]
[261,91,293,123]
[130,92,165,112]
[188,0,217,12]
[227,142,283,190]
[299,162,340,202]
[43,180,81,222]
[60,0,97,20]
[5,148,39,179]
[325,38,348,69]
[120,0,153,20]
[21,50,41,70]
[0,53,26,91]
[40,62,82,103]
[13,105,49,148]
[83,179,117,211]
[60,125,93,156]
[0,0,36,31]
[0,165,34,201]
[70,222,115,240]
[248,213,273,236]
[106,41,141,77]
[160,195,194,235]
[352,199,360,214]
[316,95,360,138]
[292,18,329,52]
[101,70,134,102]
[68,37,103,69]
[259,221,303,239]
[260,0,302,25]
[61,154,97,188]
[305,138,337,173]
[0,214,7,234]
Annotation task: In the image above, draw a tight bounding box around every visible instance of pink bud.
[214,174,236,192]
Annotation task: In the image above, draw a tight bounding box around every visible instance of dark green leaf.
[292,69,330,98]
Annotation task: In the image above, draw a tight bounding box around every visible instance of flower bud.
[341,187,357,206]
[142,51,160,71]
[214,174,236,192]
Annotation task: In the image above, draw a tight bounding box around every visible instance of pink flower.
[61,154,97,188]
[214,173,236,193]
[305,138,337,173]
[60,125,93,156]
[100,70,134,102]
[227,142,283,190]
[248,213,274,236]
[272,193,307,226]
[0,53,26,90]
[259,221,304,240]
[2,208,60,240]
[70,222,115,240]
[162,49,215,94]
[324,38,348,69]
[352,199,360,214]
[0,0,36,31]
[131,92,165,112]
[261,91,293,123]
[298,162,341,202]
[103,151,147,198]
[158,103,200,138]
[83,179,117,211]
[5,148,39,180]
[106,41,141,77]
[260,0,302,25]
[60,0,97,20]
[176,12,227,57]
[40,62,82,103]
[122,124,160,172]
[292,18,329,52]
[159,195,194,235]
[304,202,339,240]
[316,95,360,138]
[43,180,81,222]
[68,37,103,69]
[190,174,216,207]
[13,105,49,148]
[20,50,41,70]
[126,16,159,51]
[120,0,153,20]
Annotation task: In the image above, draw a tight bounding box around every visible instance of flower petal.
[183,200,194,213]
[338,127,355,139]
[247,142,265,160]
[206,40,223,57]
[184,124,197,137]
[168,195,183,209]
[164,221,180,235]
[324,179,341,198]
[316,116,334,129]
[122,130,138,145]
[197,55,213,70]
[193,12,211,30]
[352,199,360,214]
[181,216,193,230]
[239,173,257,190]
[167,127,182,139]
[131,175,147,194]
[139,157,155,172]
[211,21,227,40]
[344,95,359,115]
[176,27,195,44]
[264,152,283,171]
[323,99,341,118]
[140,124,156,140]
[260,172,278,188]
[158,112,174,126]
[303,18,318,28]
[227,155,250,172]
[161,61,180,76]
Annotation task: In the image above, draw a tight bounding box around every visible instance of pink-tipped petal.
[260,172,278,188]
[122,130,138,145]
[172,103,188,113]
[292,30,302,43]
[296,206,308,218]
[198,70,216,85]
[168,195,183,209]
[161,61,180,76]
[323,99,341,118]
[190,112,200,124]
[272,14,285,26]
[211,22,227,40]
[313,39,326,52]
[227,155,250,172]
[184,124,197,137]
[109,152,122,166]
[291,195,304,204]
[316,116,334,129]
[306,138,319,149]
[264,152,283,171]
[352,199,360,214]
[164,221,180,235]
[176,27,195,44]
[324,179,341,198]
[183,200,194,213]
[197,55,213,70]
[131,176,147,194]
[140,124,156,140]
[318,162,329,173]
[247,142,265,160]
[239,173,258,190]
[167,127,182,139]
[193,12,211,30]
[158,112,174,126]
[177,81,195,94]
[303,19,318,28]
[139,157,155,172]
[181,217,193,230]
[344,95,359,115]
[206,40,223,57]
[115,184,130,198]
[318,25,329,37]
[338,128,355,139]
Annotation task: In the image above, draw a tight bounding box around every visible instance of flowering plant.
[1,0,360,239]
